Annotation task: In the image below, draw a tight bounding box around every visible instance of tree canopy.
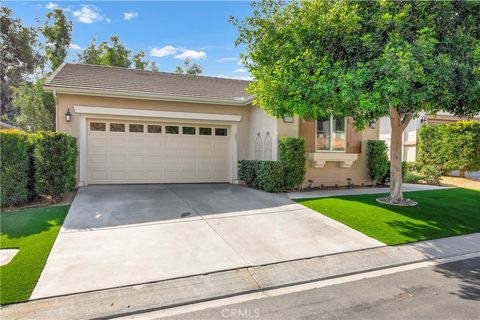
[43,8,72,70]
[0,7,42,121]
[175,58,203,75]
[233,0,480,204]
[233,1,480,126]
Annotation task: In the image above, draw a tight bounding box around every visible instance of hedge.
[238,160,284,192]
[418,121,480,174]
[367,140,389,184]
[0,130,77,206]
[0,130,34,206]
[279,137,306,189]
[34,131,78,202]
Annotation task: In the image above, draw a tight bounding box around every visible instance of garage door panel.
[87,120,230,184]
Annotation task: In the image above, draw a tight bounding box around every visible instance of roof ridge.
[65,62,252,84]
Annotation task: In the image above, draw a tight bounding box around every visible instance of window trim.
[315,116,347,152]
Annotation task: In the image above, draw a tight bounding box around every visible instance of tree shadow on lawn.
[0,206,68,239]
[306,188,480,244]
[433,256,480,301]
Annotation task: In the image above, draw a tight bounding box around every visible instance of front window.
[316,116,346,152]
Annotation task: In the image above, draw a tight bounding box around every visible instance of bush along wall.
[0,129,77,207]
[34,131,78,203]
[0,129,34,206]
[279,137,306,190]
[418,121,480,176]
[367,140,389,184]
[239,160,284,192]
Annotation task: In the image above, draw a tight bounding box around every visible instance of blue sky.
[5,1,253,79]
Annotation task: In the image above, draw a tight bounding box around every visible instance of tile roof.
[44,63,254,104]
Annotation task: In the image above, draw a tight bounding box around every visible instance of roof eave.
[43,85,255,106]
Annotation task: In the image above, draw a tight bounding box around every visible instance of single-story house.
[379,112,480,162]
[44,63,378,187]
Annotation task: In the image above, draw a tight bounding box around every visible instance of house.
[44,63,378,187]
[379,112,480,162]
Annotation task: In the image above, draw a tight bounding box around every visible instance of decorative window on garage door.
[147,125,162,133]
[110,123,125,132]
[90,122,106,131]
[129,124,144,133]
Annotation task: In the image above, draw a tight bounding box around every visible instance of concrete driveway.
[32,184,383,299]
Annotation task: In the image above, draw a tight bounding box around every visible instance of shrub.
[279,137,306,190]
[419,165,442,185]
[33,131,77,202]
[367,140,389,184]
[239,160,261,188]
[418,121,480,174]
[0,129,34,206]
[258,161,284,192]
[406,161,423,172]
[238,160,284,192]
[403,172,421,184]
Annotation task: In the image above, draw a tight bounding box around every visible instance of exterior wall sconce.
[65,109,72,122]
[420,116,427,125]
[368,120,376,129]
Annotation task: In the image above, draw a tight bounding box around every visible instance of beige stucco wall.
[56,93,252,183]
[248,105,278,160]
[303,125,379,187]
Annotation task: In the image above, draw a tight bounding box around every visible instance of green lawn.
[1,205,68,304]
[297,188,480,245]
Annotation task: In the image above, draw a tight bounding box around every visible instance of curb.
[2,233,479,320]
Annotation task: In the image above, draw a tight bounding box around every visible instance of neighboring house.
[379,112,480,162]
[44,63,378,188]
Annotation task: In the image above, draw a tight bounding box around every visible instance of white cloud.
[150,45,179,57]
[69,43,82,50]
[73,5,105,24]
[235,68,248,73]
[106,18,111,23]
[46,2,59,9]
[217,57,238,63]
[174,49,207,60]
[123,11,138,21]
[150,46,207,60]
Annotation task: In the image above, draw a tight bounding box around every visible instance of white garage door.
[87,120,230,184]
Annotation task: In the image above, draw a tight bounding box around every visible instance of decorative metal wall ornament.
[264,132,272,160]
[255,133,263,160]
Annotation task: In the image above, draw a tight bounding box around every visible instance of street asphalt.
[163,257,480,320]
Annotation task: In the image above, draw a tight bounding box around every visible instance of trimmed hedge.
[418,121,480,174]
[0,130,34,206]
[34,131,77,202]
[0,130,77,206]
[279,137,306,189]
[238,160,284,192]
[367,140,389,184]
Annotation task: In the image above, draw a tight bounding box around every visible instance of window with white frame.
[316,116,346,152]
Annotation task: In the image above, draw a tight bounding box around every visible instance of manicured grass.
[1,205,68,304]
[297,188,480,245]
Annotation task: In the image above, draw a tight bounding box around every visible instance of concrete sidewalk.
[3,233,479,320]
[288,183,450,199]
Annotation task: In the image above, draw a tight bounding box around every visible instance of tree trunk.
[388,107,413,204]
[459,170,465,178]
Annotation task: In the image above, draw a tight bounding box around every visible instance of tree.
[77,36,131,68]
[0,7,42,122]
[42,8,72,70]
[175,58,203,75]
[132,50,149,70]
[150,61,159,72]
[12,79,55,132]
[232,0,480,205]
